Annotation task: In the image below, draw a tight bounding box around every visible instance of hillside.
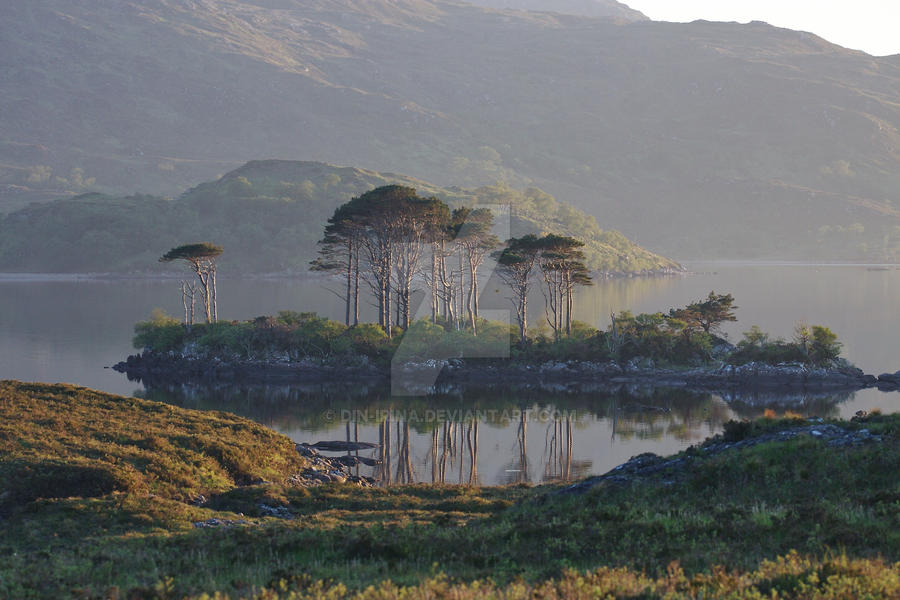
[2,1,900,259]
[0,381,307,511]
[0,160,679,274]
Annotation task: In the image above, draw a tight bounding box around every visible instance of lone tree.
[160,243,223,323]
[669,291,737,334]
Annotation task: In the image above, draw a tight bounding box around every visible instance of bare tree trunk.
[189,284,195,327]
[353,249,360,326]
[378,277,386,329]
[385,248,393,338]
[467,261,477,335]
[345,242,353,326]
[211,268,218,323]
[473,265,480,319]
[200,270,212,323]
[520,291,528,347]
[457,250,464,331]
[181,281,196,329]
[402,285,411,330]
[431,249,438,324]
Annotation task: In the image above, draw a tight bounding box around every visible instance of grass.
[0,381,307,508]
[1,381,898,598]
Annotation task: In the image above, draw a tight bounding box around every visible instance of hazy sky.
[625,0,900,56]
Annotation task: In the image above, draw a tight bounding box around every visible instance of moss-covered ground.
[1,381,898,598]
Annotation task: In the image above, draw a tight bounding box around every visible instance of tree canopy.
[669,292,738,334]
[159,243,224,264]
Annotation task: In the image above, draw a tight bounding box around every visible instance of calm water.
[2,264,898,485]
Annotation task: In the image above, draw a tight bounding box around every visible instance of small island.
[117,290,896,394]
[114,185,900,395]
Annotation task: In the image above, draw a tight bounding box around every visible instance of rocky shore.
[114,351,900,393]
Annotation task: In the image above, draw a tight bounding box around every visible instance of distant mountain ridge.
[0,160,679,274]
[461,0,647,21]
[1,1,900,260]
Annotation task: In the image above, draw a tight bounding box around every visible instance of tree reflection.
[143,382,854,485]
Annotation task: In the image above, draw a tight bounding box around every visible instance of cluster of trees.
[494,234,592,345]
[599,292,738,364]
[312,185,593,340]
[730,322,843,366]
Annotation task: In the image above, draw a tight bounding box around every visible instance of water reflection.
[139,382,854,486]
[3,266,898,485]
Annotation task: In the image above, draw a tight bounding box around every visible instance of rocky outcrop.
[113,351,386,386]
[292,443,377,487]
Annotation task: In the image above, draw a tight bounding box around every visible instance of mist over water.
[2,263,897,484]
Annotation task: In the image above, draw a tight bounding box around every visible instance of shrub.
[133,309,186,352]
[810,325,842,365]
[344,323,391,358]
[729,324,842,366]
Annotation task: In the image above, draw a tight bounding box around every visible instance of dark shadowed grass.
[0,381,898,598]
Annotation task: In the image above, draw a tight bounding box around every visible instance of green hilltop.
[0,160,680,274]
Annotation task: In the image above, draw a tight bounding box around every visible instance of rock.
[878,371,900,382]
[193,518,252,528]
[258,503,293,519]
[304,440,378,452]
[876,372,900,388]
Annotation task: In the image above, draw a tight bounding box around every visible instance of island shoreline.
[114,351,900,394]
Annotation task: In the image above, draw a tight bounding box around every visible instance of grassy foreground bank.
[1,382,898,598]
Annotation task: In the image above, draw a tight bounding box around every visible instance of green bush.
[344,323,391,358]
[606,311,712,365]
[133,309,186,353]
[810,325,842,365]
[729,324,842,366]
